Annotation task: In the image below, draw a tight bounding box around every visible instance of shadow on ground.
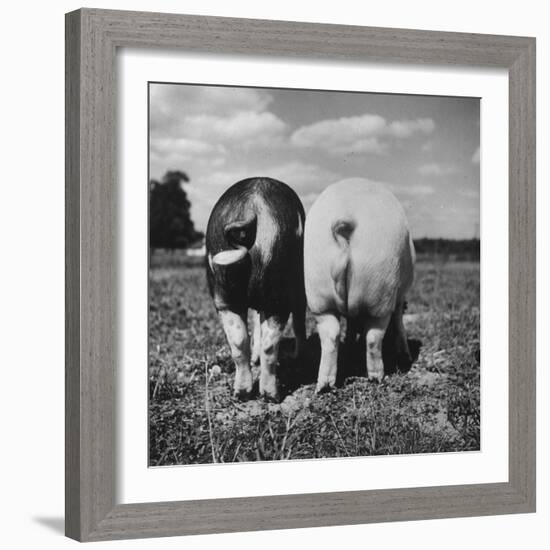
[272,332,422,400]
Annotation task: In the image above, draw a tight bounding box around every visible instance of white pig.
[304,178,415,392]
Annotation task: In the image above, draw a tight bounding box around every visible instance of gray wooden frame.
[65,8,536,542]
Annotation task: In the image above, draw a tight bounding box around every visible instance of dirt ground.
[149,253,480,465]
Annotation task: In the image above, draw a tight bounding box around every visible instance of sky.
[149,83,480,239]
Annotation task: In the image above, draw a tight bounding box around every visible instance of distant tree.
[149,170,204,251]
[413,238,480,261]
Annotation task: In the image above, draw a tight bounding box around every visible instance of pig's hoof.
[367,371,384,383]
[315,378,336,394]
[259,384,279,402]
[396,352,413,373]
[260,390,280,403]
[233,378,253,400]
[233,388,253,401]
[234,371,253,399]
[259,375,279,402]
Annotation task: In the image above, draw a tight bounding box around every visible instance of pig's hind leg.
[219,309,253,399]
[364,314,391,382]
[393,299,413,372]
[315,313,341,393]
[259,313,288,402]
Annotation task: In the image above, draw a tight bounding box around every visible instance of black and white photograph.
[148,82,480,466]
[2,0,542,546]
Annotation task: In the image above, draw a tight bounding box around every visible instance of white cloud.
[150,84,272,123]
[290,114,435,156]
[390,183,435,196]
[150,137,225,158]
[418,163,457,176]
[388,118,435,138]
[348,138,388,155]
[471,146,480,164]
[183,111,287,148]
[149,110,288,176]
[149,84,280,149]
[268,161,340,194]
[290,114,385,155]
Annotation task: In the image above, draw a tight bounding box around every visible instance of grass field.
[149,252,480,465]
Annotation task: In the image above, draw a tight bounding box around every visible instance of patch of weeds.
[148,261,480,465]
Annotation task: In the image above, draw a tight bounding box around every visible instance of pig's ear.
[212,246,248,266]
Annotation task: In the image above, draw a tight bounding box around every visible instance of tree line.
[413,237,480,261]
[149,170,203,251]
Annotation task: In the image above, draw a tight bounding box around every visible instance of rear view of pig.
[304,179,415,392]
[206,177,306,401]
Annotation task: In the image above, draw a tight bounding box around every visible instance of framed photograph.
[65,8,536,542]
